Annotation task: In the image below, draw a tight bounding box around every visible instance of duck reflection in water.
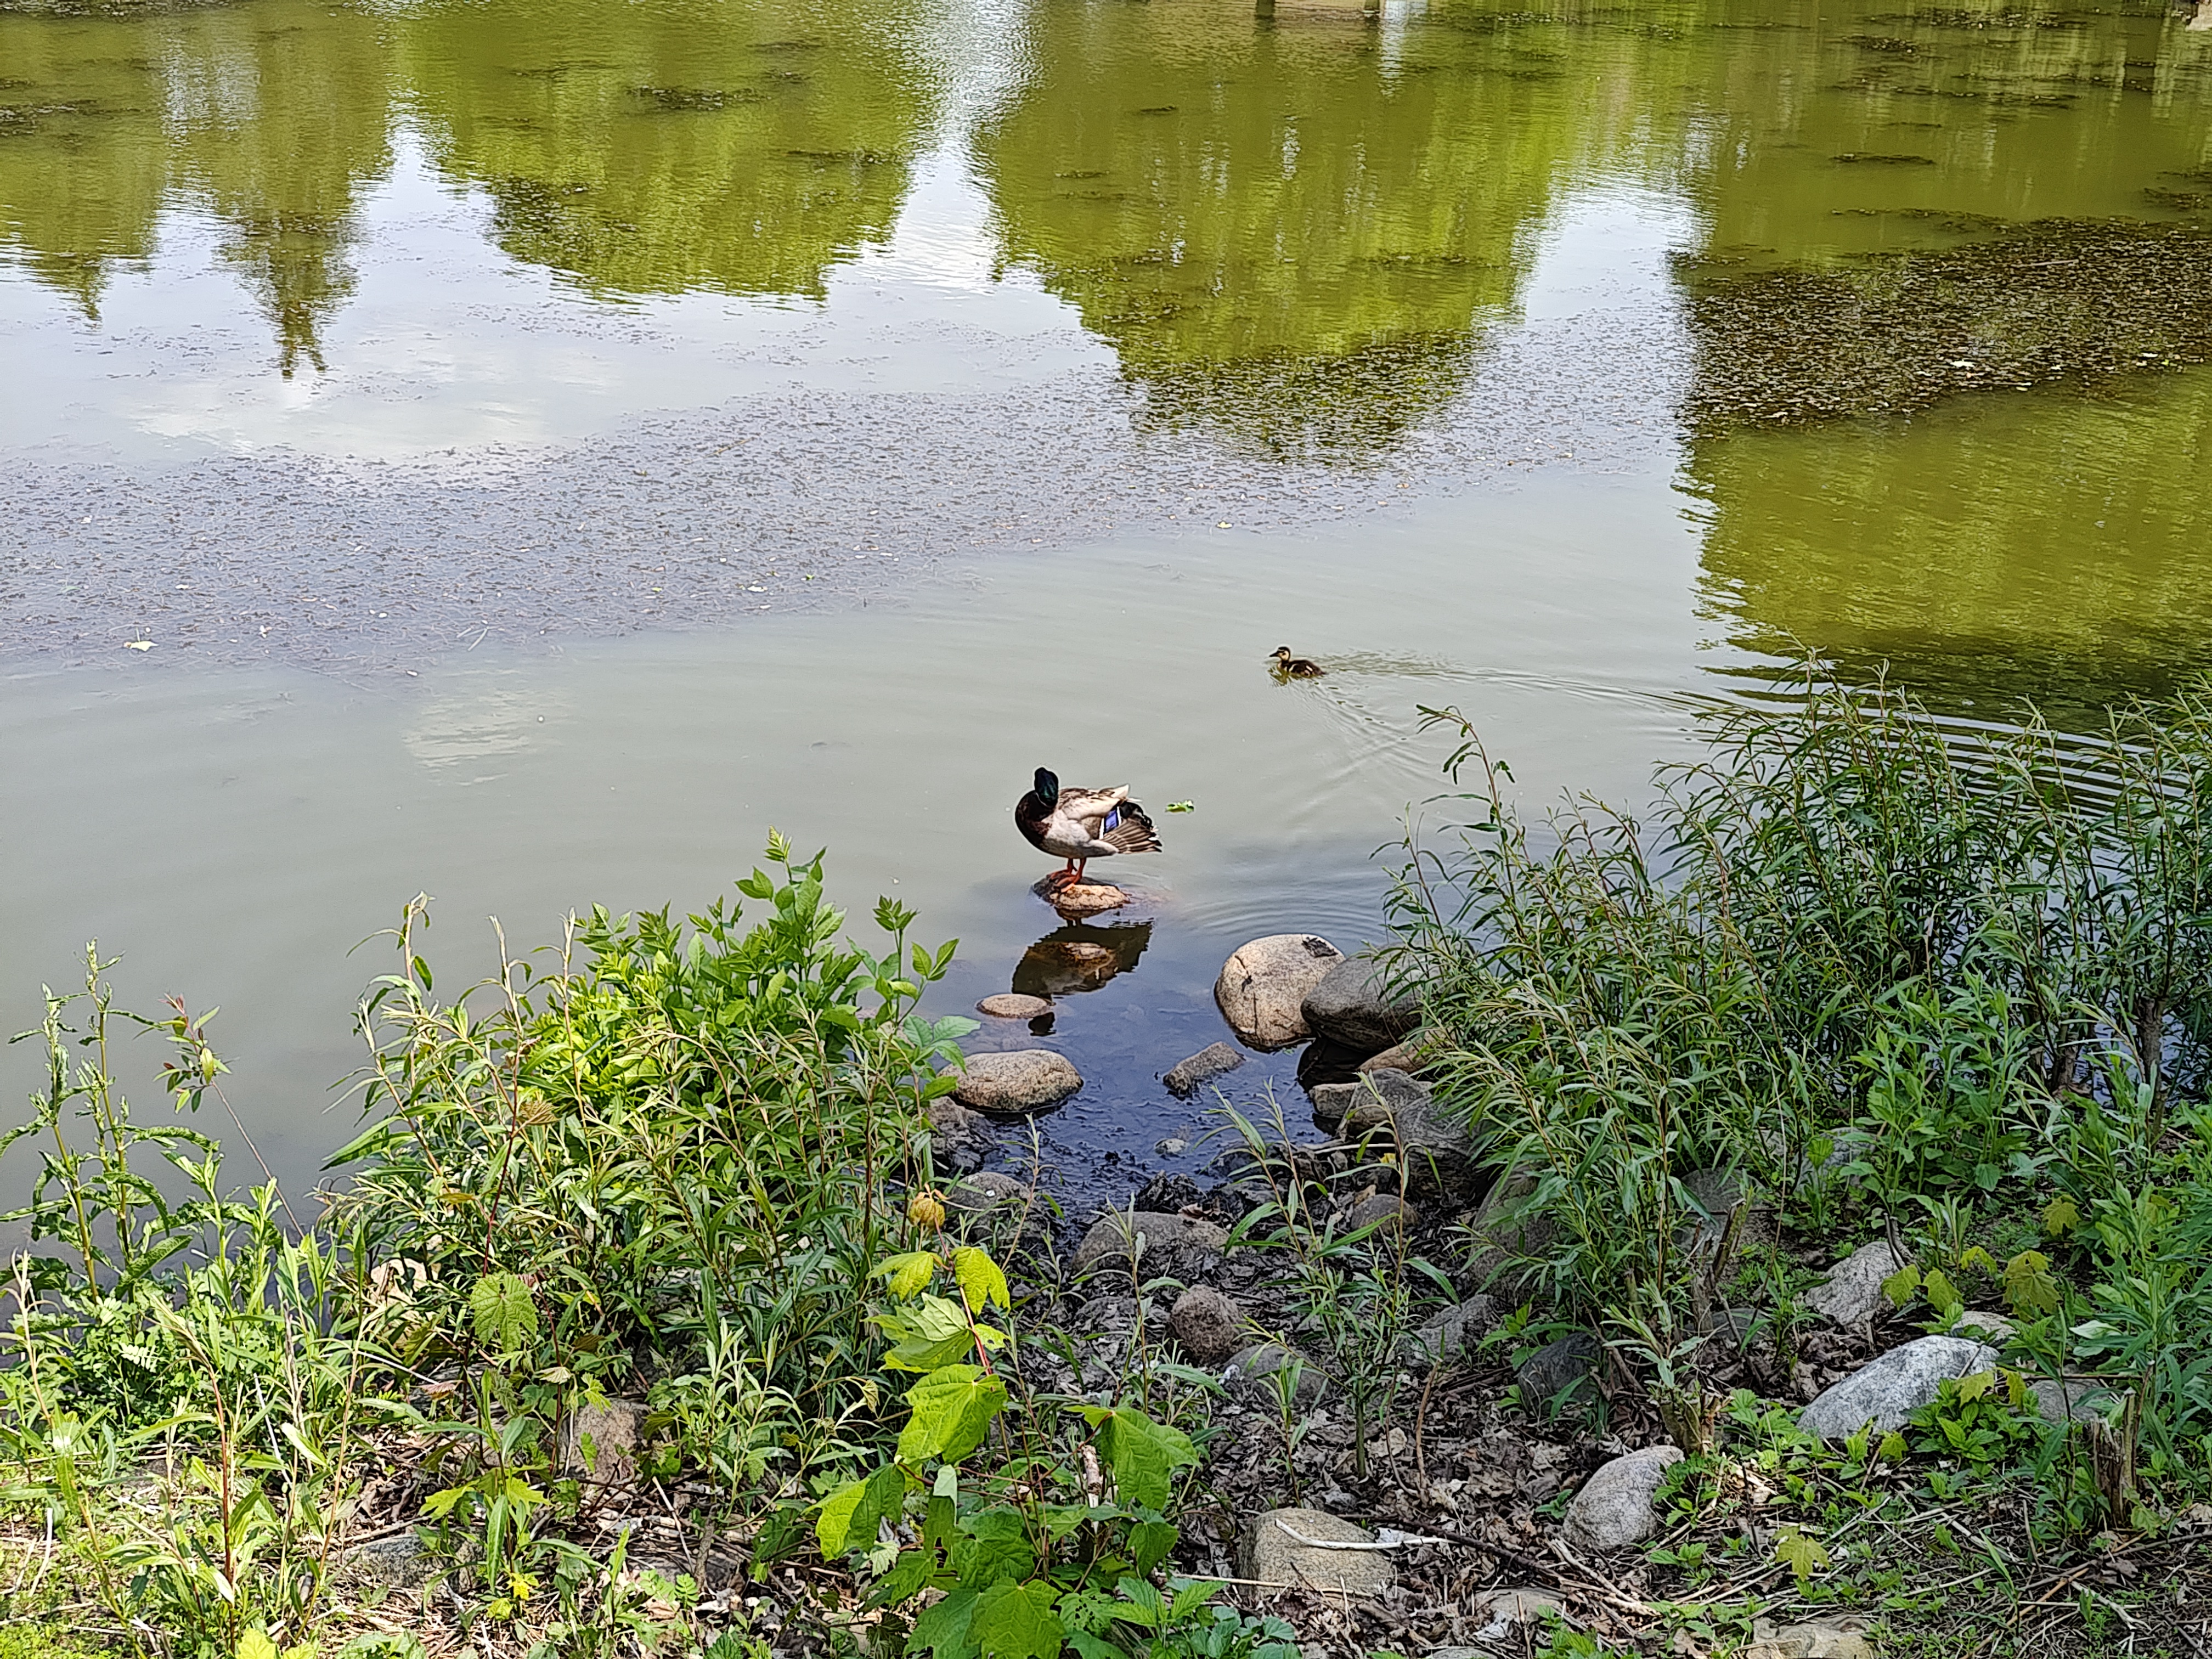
[1011,920,1154,1023]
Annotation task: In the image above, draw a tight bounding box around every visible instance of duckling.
[1270,646,1325,679]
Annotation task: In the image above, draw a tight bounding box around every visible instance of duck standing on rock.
[1014,768,1161,891]
[1270,646,1325,679]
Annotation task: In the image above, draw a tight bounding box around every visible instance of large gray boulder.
[1562,1445,1683,1551]
[1802,1239,1903,1327]
[1215,934,1345,1049]
[1237,1508,1394,1596]
[1797,1335,2001,1440]
[1072,1211,1228,1281]
[1164,1041,1246,1098]
[1300,955,1420,1054]
[953,1049,1081,1114]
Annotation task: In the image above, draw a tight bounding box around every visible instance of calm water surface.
[4,0,2210,1194]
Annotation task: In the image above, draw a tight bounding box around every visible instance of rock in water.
[1238,1508,1395,1596]
[1797,1335,2001,1440]
[1037,878,1129,916]
[953,1050,1082,1114]
[1215,934,1345,1049]
[1300,955,1420,1053]
[1562,1445,1683,1550]
[1169,1285,1246,1363]
[1802,1238,1903,1327]
[1164,1041,1246,1098]
[977,992,1052,1020]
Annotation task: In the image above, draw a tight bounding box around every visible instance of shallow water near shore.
[1,470,1707,1202]
[8,0,2212,1201]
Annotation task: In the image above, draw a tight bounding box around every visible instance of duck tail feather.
[1103,801,1162,854]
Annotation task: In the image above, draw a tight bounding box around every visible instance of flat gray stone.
[566,1398,650,1489]
[1300,954,1420,1054]
[1223,1342,1325,1411]
[1237,1507,1393,1595]
[1797,1336,2001,1440]
[1950,1308,2016,1345]
[1170,1284,1248,1364]
[945,1171,1032,1214]
[342,1532,437,1589]
[1215,933,1344,1050]
[1802,1238,1903,1327]
[977,992,1052,1019]
[1562,1445,1683,1551]
[1072,1210,1228,1280]
[1343,1193,1414,1233]
[2029,1377,2126,1425]
[1308,1064,1432,1128]
[953,1049,1081,1114]
[1397,1294,1498,1368]
[1164,1040,1246,1098]
[1516,1331,1602,1415]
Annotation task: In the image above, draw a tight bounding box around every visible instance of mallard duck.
[1014,768,1162,890]
[1271,646,1324,678]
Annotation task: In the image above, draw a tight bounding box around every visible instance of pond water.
[4,0,2211,1200]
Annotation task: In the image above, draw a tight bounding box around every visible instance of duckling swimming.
[1270,646,1325,679]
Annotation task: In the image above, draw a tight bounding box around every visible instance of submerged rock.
[1797,1335,2000,1440]
[1164,1041,1246,1098]
[953,1049,1081,1114]
[1238,1507,1394,1596]
[977,992,1052,1020]
[1215,933,1345,1049]
[1299,955,1419,1054]
[1562,1445,1683,1551]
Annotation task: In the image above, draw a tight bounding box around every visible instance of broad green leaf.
[815,1463,906,1559]
[899,1365,1007,1465]
[2001,1249,2063,1318]
[909,1587,979,1657]
[953,1246,1010,1316]
[1876,1431,1907,1463]
[2042,1195,2081,1237]
[970,1579,1063,1659]
[469,1271,538,1355]
[1953,1369,1995,1404]
[878,1251,939,1300]
[1923,1268,1962,1317]
[1126,1519,1177,1577]
[1775,1522,1830,1585]
[879,1294,1000,1373]
[865,1547,935,1609]
[1078,1406,1199,1511]
[1881,1265,1922,1307]
[238,1631,279,1659]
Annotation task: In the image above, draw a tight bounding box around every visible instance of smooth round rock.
[1562,1445,1683,1551]
[953,1049,1082,1114]
[1797,1335,2000,1441]
[1300,954,1420,1053]
[1073,1211,1227,1278]
[977,992,1053,1019]
[1170,1285,1248,1364]
[1215,933,1345,1049]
